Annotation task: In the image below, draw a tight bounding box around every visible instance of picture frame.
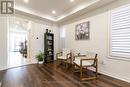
[75,21,90,40]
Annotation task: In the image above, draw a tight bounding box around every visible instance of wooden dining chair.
[56,49,72,68]
[73,52,98,81]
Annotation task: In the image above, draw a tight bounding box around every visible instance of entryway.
[8,17,31,68]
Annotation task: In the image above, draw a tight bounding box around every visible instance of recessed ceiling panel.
[15,0,90,19]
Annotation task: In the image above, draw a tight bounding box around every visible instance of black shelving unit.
[44,29,54,63]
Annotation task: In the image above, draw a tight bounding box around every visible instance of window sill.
[108,56,130,61]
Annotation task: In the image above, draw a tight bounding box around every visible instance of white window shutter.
[110,5,130,58]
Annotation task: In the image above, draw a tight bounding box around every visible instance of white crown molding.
[15,0,117,23]
[56,0,101,21]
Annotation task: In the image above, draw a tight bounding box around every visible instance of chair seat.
[57,56,67,60]
[74,59,92,66]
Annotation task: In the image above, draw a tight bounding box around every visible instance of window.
[60,28,66,49]
[110,4,130,59]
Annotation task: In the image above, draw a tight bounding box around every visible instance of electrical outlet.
[101,60,106,65]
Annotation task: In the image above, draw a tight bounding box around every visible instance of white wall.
[29,22,59,61]
[0,17,8,70]
[60,0,130,83]
[52,24,60,59]
[29,22,45,62]
[14,15,60,61]
[0,15,59,70]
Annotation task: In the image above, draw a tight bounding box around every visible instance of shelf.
[47,44,53,46]
[45,60,54,63]
[47,39,53,41]
[47,54,53,57]
[45,49,53,51]
[44,32,54,63]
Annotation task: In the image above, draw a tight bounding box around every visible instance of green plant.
[35,52,44,61]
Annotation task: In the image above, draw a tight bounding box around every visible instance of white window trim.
[108,4,130,61]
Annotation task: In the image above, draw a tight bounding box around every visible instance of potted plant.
[35,52,44,64]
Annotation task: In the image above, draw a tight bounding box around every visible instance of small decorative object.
[19,40,27,58]
[49,30,51,33]
[46,29,48,33]
[35,52,44,64]
[75,21,90,40]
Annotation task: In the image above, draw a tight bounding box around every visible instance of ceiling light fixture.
[24,0,29,3]
[52,10,56,14]
[70,0,75,2]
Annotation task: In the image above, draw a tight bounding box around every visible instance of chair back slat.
[93,54,98,66]
[86,52,98,65]
[62,49,71,59]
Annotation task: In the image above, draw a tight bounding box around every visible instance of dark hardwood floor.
[0,62,130,87]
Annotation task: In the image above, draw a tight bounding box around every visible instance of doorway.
[8,17,31,68]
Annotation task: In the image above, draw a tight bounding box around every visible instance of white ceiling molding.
[14,7,55,21]
[57,0,101,21]
[57,0,118,23]
[15,0,117,23]
[15,10,54,24]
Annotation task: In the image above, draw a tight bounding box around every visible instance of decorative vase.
[46,29,48,33]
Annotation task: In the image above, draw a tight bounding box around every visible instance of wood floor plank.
[0,63,130,87]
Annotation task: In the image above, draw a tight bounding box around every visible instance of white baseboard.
[99,71,130,83]
[0,66,7,71]
[0,82,2,87]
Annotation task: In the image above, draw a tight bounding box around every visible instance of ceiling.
[15,0,117,22]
